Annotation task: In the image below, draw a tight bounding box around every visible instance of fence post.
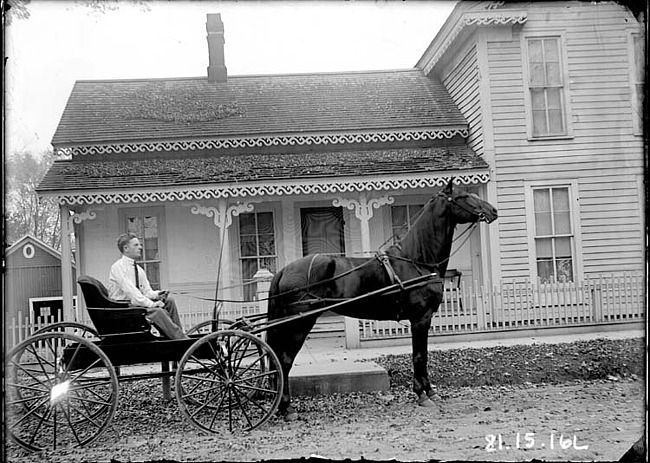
[344,317,361,349]
[591,277,603,323]
[474,280,487,330]
[254,269,274,314]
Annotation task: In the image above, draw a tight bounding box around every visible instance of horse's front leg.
[410,312,436,407]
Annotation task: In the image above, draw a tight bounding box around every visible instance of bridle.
[436,190,493,223]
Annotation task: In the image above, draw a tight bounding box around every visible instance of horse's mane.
[394,196,455,275]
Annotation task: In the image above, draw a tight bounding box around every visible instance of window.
[239,212,277,301]
[301,207,345,256]
[391,204,424,244]
[526,36,567,137]
[632,34,645,134]
[125,211,162,288]
[532,187,574,283]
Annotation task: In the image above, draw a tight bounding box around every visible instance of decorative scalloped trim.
[53,128,469,156]
[423,10,528,74]
[51,173,490,205]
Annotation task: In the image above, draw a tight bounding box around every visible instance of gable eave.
[417,8,528,75]
[52,126,470,156]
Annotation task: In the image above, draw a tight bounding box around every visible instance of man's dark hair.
[117,233,138,253]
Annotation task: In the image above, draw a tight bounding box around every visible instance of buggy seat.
[77,275,156,342]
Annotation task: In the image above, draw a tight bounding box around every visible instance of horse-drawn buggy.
[5,181,497,452]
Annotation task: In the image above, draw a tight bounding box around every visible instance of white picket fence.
[359,272,646,341]
[5,273,645,348]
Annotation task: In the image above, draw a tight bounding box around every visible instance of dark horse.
[266,180,498,420]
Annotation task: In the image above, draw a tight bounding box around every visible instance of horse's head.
[438,179,498,224]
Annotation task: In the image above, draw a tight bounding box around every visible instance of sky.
[5,0,457,155]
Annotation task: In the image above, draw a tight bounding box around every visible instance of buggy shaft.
[252,272,438,334]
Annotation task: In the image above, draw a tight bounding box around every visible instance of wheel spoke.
[187,354,228,382]
[26,405,52,447]
[57,402,84,447]
[231,387,254,429]
[6,332,118,452]
[176,330,282,435]
[233,385,272,415]
[231,351,268,379]
[206,388,229,430]
[233,380,278,396]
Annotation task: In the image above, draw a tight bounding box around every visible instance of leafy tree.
[5,151,61,249]
[4,0,150,24]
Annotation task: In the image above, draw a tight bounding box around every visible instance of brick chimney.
[206,13,227,83]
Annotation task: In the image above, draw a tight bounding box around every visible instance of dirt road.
[6,377,644,462]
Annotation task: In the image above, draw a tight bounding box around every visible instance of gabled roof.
[6,234,76,266]
[416,1,527,74]
[51,69,469,155]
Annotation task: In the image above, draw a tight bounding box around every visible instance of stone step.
[289,360,389,397]
[308,315,346,339]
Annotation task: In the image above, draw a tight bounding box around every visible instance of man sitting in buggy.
[108,233,188,340]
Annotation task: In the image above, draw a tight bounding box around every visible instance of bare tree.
[5,151,61,249]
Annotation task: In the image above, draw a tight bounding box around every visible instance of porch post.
[60,205,75,322]
[333,193,393,348]
[191,200,257,304]
[333,192,394,256]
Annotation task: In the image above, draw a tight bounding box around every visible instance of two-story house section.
[418,1,645,287]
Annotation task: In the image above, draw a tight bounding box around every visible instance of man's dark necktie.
[134,261,140,292]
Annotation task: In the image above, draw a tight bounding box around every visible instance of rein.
[179,189,485,305]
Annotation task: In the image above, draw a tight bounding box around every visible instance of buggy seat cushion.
[77,275,152,338]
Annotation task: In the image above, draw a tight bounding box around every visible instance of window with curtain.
[300,207,346,256]
[390,204,424,244]
[239,212,277,301]
[527,36,567,137]
[125,211,162,288]
[533,187,574,283]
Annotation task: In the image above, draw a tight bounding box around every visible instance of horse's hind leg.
[266,315,318,421]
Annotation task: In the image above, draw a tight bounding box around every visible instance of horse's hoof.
[418,397,437,408]
[281,406,298,422]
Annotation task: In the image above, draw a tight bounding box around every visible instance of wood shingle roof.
[38,144,488,192]
[51,69,468,149]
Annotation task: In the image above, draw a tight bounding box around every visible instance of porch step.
[307,315,346,339]
[289,360,389,397]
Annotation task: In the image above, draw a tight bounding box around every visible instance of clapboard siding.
[482,2,643,281]
[441,43,483,156]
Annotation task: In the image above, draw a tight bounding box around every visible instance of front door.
[300,207,346,257]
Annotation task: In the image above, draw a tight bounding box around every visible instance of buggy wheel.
[5,332,118,452]
[32,322,100,340]
[186,318,235,336]
[176,330,283,434]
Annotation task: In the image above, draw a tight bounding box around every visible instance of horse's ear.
[443,178,454,195]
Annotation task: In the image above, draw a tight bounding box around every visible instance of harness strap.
[306,253,320,286]
[376,252,407,320]
[376,253,403,289]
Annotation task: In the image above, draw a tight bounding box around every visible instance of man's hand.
[153,300,165,308]
[157,290,169,302]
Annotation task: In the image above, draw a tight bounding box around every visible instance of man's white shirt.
[108,255,160,307]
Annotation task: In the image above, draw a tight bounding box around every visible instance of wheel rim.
[32,322,100,340]
[175,330,283,434]
[6,332,118,452]
[186,319,234,336]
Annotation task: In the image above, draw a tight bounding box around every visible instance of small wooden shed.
[5,235,77,326]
